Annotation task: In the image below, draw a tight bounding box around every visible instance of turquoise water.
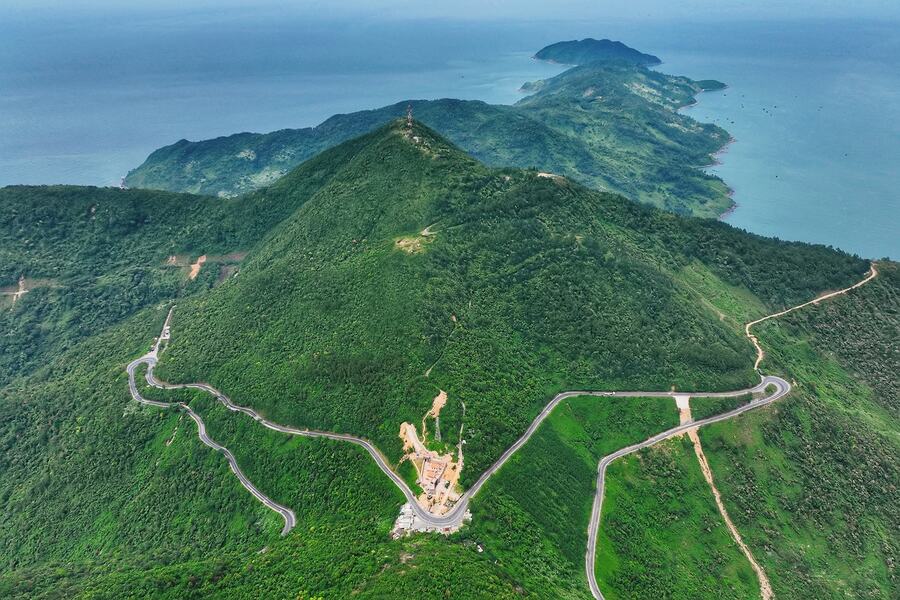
[641,21,900,259]
[1,12,897,258]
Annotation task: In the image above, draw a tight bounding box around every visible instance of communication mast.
[406,104,414,129]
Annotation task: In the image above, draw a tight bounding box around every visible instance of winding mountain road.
[128,313,786,532]
[126,262,876,600]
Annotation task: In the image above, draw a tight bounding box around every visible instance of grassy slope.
[696,262,899,599]
[447,258,893,600]
[689,393,752,421]
[125,59,733,216]
[596,437,760,600]
[460,396,681,599]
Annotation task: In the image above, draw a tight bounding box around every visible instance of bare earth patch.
[537,171,567,184]
[395,237,425,253]
[1,276,58,306]
[166,252,246,281]
[421,389,448,440]
[188,255,207,280]
[395,226,438,254]
[689,428,773,599]
[674,394,692,426]
[398,390,463,518]
[396,225,440,254]
[163,255,190,267]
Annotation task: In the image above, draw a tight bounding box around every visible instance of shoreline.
[709,135,736,167]
[676,83,738,220]
[717,195,739,221]
[708,136,738,220]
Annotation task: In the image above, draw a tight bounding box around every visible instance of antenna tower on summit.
[406,104,413,129]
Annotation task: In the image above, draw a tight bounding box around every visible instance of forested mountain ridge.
[149,120,864,482]
[125,44,733,216]
[0,120,892,600]
[0,131,387,384]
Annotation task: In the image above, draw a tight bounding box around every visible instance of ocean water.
[1,11,897,258]
[640,21,900,260]
[0,12,564,188]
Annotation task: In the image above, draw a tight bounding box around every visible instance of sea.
[1,9,897,258]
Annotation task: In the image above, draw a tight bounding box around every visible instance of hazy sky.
[6,0,900,21]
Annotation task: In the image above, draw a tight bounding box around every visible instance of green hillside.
[125,51,733,217]
[0,121,888,600]
[0,135,376,383]
[696,262,899,599]
[152,120,863,483]
[596,437,761,600]
[460,395,758,599]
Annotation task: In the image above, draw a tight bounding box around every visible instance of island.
[533,38,662,66]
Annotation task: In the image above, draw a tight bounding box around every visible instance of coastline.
[709,136,736,167]
[706,135,738,220]
[717,190,739,221]
[676,82,738,220]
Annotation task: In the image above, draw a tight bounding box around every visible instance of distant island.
[125,41,734,218]
[534,38,662,66]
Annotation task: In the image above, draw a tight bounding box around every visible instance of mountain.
[533,38,662,66]
[0,152,349,384]
[149,120,863,481]
[3,121,893,600]
[125,47,733,217]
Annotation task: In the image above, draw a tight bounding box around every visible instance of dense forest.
[533,38,662,66]
[152,121,865,484]
[0,119,891,600]
[0,133,377,383]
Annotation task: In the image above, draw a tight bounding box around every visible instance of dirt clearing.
[422,390,448,441]
[395,237,426,253]
[1,276,57,306]
[674,394,692,426]
[398,390,463,516]
[188,255,207,280]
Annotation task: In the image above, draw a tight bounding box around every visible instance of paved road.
[584,377,790,600]
[126,316,790,600]
[127,310,297,534]
[127,309,788,539]
[129,356,297,534]
[129,324,786,600]
[127,263,876,599]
